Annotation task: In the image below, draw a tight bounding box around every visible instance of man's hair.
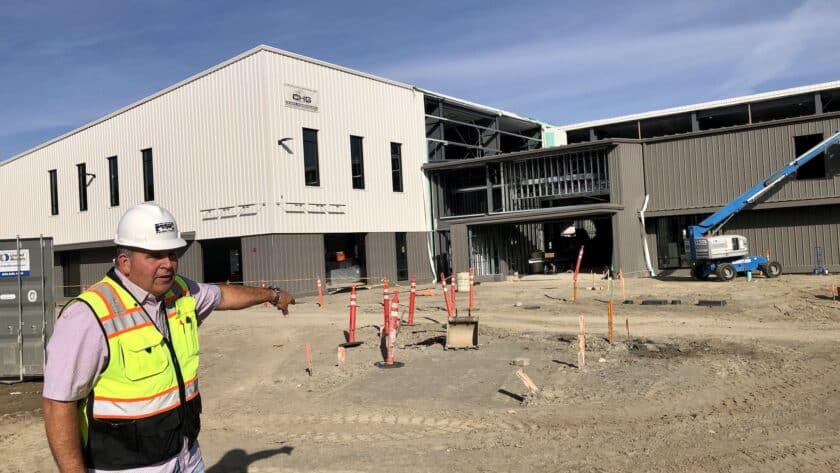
[115,246,133,259]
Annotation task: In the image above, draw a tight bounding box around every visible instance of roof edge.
[2,44,419,167]
[554,80,840,131]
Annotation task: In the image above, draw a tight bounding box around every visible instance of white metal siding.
[1,48,429,246]
[259,51,428,234]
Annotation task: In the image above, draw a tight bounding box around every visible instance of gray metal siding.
[610,143,649,277]
[365,232,397,284]
[644,117,840,212]
[728,204,840,273]
[78,247,117,290]
[450,224,470,274]
[53,258,64,302]
[241,233,325,297]
[406,232,434,283]
[179,241,204,283]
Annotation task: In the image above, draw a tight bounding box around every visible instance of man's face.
[117,249,180,297]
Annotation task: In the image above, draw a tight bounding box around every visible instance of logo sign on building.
[0,249,31,278]
[284,84,319,113]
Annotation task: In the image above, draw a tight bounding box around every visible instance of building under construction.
[426,83,840,279]
[1,45,839,300]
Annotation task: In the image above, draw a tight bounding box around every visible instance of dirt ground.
[3,272,840,472]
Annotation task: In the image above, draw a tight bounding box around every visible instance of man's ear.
[116,253,131,274]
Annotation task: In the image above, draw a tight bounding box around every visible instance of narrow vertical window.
[350,135,365,189]
[107,156,119,207]
[303,128,320,186]
[142,148,154,201]
[77,163,88,211]
[391,142,403,192]
[49,169,58,215]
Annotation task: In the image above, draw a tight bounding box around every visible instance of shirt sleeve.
[182,277,221,324]
[43,302,109,402]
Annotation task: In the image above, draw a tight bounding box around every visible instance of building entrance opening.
[469,217,612,277]
[324,233,366,286]
[202,238,243,284]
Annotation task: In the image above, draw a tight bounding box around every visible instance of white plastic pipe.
[639,195,656,277]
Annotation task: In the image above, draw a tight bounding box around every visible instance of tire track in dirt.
[210,411,539,443]
[732,440,840,472]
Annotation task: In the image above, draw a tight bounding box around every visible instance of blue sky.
[2,0,839,160]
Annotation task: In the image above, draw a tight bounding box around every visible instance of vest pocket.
[176,296,200,356]
[121,330,170,381]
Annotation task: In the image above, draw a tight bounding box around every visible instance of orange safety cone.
[341,285,363,348]
[450,272,456,305]
[386,299,399,365]
[375,298,404,369]
[383,278,390,331]
[441,272,453,319]
[573,245,585,302]
[316,276,324,307]
[407,275,416,325]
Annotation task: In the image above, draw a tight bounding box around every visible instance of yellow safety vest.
[71,269,202,470]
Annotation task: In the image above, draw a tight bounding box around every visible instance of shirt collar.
[113,267,159,305]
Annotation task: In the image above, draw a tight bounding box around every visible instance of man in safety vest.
[43,203,295,472]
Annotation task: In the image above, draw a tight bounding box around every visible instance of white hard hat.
[114,203,187,251]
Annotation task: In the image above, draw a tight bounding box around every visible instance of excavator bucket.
[445,313,479,349]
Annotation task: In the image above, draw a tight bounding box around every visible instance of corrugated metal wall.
[78,248,115,290]
[449,225,470,274]
[644,117,840,212]
[365,232,397,284]
[609,143,649,276]
[407,232,434,283]
[261,51,429,235]
[728,205,840,273]
[241,233,325,296]
[179,241,204,284]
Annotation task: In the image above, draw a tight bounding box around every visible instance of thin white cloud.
[717,0,840,94]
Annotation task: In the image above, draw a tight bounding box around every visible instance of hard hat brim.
[114,237,188,252]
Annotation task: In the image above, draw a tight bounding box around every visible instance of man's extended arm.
[217,284,295,315]
[43,398,86,473]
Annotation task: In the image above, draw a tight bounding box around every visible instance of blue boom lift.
[689,130,840,281]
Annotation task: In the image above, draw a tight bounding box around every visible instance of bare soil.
[3,273,840,472]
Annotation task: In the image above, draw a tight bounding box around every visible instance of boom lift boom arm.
[690,130,840,242]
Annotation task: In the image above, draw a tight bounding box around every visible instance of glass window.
[303,128,320,186]
[391,142,403,192]
[77,163,88,211]
[49,170,58,215]
[350,135,365,189]
[794,134,826,180]
[142,148,154,201]
[107,156,119,207]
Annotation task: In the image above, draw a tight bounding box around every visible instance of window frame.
[390,142,403,192]
[350,135,365,189]
[48,169,58,216]
[107,155,119,207]
[77,163,88,212]
[303,128,320,187]
[142,148,154,201]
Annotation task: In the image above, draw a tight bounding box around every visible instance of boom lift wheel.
[764,261,782,278]
[716,263,736,282]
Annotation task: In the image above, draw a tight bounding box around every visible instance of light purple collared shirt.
[44,268,221,473]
